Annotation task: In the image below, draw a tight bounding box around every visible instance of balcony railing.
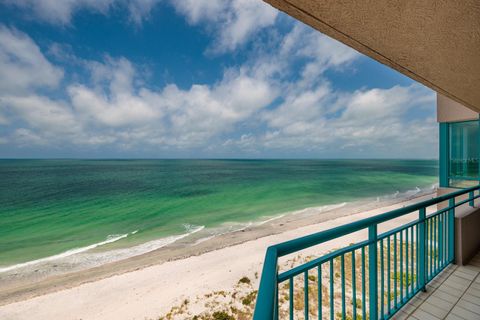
[253,185,480,320]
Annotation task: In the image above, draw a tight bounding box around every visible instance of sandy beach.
[0,193,440,320]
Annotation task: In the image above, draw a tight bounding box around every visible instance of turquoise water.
[0,159,438,269]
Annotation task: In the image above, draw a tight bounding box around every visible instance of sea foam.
[0,232,130,273]
[0,225,204,274]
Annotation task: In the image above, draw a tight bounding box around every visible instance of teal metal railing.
[253,185,480,320]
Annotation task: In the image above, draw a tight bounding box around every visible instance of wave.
[78,224,205,264]
[291,202,347,216]
[192,222,251,246]
[0,225,204,274]
[256,214,286,226]
[376,184,437,203]
[192,203,349,246]
[0,232,131,273]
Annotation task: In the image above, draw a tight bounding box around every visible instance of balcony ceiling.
[264,0,480,112]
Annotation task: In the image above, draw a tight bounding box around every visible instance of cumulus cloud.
[171,0,278,53]
[258,84,436,157]
[0,5,437,158]
[1,95,79,135]
[2,0,161,25]
[0,26,63,94]
[0,29,277,149]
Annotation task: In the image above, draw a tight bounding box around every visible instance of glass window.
[449,120,479,187]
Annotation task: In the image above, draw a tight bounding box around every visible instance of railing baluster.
[418,208,426,292]
[444,211,447,265]
[406,227,409,298]
[362,247,366,320]
[435,215,439,272]
[341,255,345,320]
[275,283,279,320]
[304,271,309,320]
[432,217,436,275]
[410,226,414,294]
[330,260,334,320]
[469,191,474,207]
[427,217,433,281]
[318,265,322,320]
[368,225,378,320]
[394,232,397,309]
[380,238,384,318]
[352,251,356,320]
[448,198,455,263]
[289,277,294,320]
[387,236,391,315]
[443,212,447,265]
[400,229,404,302]
[440,213,444,266]
[416,223,419,289]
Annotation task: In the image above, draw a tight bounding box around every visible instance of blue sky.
[0,0,437,158]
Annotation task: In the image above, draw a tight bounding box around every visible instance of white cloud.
[3,0,114,25]
[68,58,163,127]
[0,26,63,94]
[171,0,278,53]
[127,0,162,25]
[13,128,48,146]
[2,52,276,149]
[2,0,161,25]
[67,59,276,147]
[1,95,79,135]
[0,12,436,158]
[258,84,436,156]
[157,69,276,146]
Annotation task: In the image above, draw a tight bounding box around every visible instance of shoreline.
[0,190,436,311]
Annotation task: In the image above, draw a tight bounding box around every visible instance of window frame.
[439,119,480,188]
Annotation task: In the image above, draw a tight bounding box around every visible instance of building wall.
[437,93,478,123]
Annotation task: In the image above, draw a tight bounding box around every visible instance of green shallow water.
[0,159,438,268]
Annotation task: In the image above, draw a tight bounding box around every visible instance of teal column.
[368,225,378,320]
[439,123,449,187]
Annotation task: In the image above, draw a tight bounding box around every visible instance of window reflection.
[449,120,479,187]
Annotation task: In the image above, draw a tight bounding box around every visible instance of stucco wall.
[437,94,479,123]
[437,188,480,265]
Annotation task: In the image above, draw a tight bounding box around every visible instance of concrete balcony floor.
[397,252,480,320]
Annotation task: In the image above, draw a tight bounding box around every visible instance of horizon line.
[0,157,439,161]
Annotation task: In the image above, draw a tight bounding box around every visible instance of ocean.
[0,159,438,273]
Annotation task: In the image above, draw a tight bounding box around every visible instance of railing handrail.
[253,184,480,320]
[275,184,478,257]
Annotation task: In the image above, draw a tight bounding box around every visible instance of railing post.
[418,208,426,292]
[253,247,278,320]
[368,225,378,320]
[448,198,455,263]
[469,191,474,207]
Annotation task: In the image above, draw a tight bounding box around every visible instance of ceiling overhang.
[263,0,480,112]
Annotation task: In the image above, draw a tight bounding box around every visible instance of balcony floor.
[397,251,480,320]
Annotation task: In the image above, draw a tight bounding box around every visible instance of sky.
[0,0,438,159]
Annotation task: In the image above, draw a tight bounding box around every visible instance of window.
[442,120,480,188]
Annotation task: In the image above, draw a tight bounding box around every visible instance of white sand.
[0,195,437,320]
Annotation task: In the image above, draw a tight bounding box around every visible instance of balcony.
[253,185,480,319]
[396,252,480,319]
